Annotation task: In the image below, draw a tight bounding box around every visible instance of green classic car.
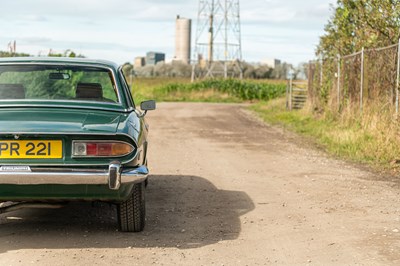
[0,57,155,232]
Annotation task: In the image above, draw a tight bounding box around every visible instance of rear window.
[0,64,119,103]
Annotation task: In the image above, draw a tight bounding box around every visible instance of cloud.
[19,37,52,45]
[295,3,332,20]
[242,7,297,23]
[21,15,48,22]
[0,0,336,64]
[241,0,333,24]
[0,0,195,23]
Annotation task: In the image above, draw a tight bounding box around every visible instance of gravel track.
[1,102,400,265]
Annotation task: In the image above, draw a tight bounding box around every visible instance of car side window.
[77,71,118,102]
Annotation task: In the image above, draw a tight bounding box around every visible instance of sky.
[0,0,335,66]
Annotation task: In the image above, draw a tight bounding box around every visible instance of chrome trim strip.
[0,132,137,145]
[117,67,136,109]
[0,132,130,136]
[0,165,31,172]
[0,99,121,106]
[0,103,129,113]
[0,165,148,186]
[0,148,139,167]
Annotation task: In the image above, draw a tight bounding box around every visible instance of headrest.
[0,84,25,99]
[76,83,103,100]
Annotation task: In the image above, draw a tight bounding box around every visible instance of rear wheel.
[117,182,145,232]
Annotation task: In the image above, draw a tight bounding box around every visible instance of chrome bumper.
[0,164,148,190]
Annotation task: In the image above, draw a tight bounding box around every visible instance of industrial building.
[261,58,281,69]
[134,57,146,68]
[146,52,165,66]
[174,15,191,64]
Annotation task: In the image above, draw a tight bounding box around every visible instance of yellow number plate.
[0,140,63,159]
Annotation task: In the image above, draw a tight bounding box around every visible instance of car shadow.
[0,175,254,253]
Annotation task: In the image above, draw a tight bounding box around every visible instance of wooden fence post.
[337,54,341,110]
[360,47,364,113]
[320,58,323,88]
[396,39,400,116]
[289,76,293,110]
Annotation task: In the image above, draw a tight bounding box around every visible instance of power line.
[192,0,243,80]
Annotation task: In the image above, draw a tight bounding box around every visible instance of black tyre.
[117,181,146,232]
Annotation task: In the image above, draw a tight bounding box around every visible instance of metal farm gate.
[286,80,308,110]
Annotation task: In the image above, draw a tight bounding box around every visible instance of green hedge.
[157,79,286,101]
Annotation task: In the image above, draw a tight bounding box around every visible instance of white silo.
[175,15,192,64]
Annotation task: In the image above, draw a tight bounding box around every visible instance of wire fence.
[308,40,400,116]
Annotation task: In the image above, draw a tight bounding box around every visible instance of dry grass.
[131,77,191,103]
[252,97,400,171]
[155,88,239,103]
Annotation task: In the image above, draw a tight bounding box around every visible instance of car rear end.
[0,58,152,232]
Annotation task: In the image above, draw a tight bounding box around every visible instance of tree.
[295,62,309,80]
[0,51,30,57]
[134,65,154,77]
[171,61,192,77]
[318,0,400,57]
[272,63,292,79]
[254,65,272,79]
[48,49,85,58]
[122,63,134,76]
[154,62,174,77]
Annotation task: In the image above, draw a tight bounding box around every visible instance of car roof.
[0,57,119,70]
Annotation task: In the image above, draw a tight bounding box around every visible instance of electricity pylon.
[191,0,243,80]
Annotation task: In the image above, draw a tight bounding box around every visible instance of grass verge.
[251,98,400,171]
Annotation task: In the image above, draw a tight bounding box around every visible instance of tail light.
[73,141,134,157]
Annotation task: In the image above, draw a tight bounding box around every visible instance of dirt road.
[1,102,400,265]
